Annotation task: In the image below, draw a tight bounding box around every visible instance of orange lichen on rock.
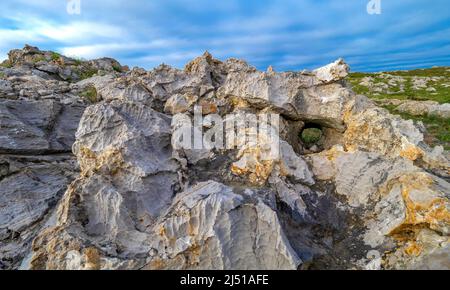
[400,145,424,161]
[77,146,125,175]
[322,145,345,161]
[158,225,166,237]
[230,96,250,109]
[389,173,449,243]
[404,241,423,257]
[198,99,218,115]
[94,148,125,175]
[231,158,274,186]
[400,175,448,227]
[83,247,101,270]
[30,227,83,270]
[231,146,275,186]
[146,258,166,270]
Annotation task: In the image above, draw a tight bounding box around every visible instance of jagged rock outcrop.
[1,47,449,270]
[0,45,126,269]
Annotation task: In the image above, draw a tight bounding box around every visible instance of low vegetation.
[0,60,12,68]
[77,67,99,80]
[300,128,323,145]
[32,55,46,64]
[382,104,450,150]
[348,67,450,104]
[80,86,99,103]
[51,52,61,61]
[347,67,450,150]
[112,64,122,73]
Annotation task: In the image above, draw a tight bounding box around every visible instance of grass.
[112,64,122,73]
[347,68,450,104]
[77,67,98,80]
[347,66,450,150]
[0,72,5,78]
[383,105,450,150]
[300,128,323,144]
[32,55,46,64]
[51,52,61,61]
[0,60,12,68]
[80,86,99,103]
[73,57,85,66]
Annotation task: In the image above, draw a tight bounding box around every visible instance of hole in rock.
[292,122,344,154]
[300,123,324,150]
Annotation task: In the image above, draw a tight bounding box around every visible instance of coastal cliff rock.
[1,46,449,270]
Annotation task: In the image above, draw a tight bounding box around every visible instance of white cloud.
[36,21,125,43]
[60,39,187,59]
[2,15,125,44]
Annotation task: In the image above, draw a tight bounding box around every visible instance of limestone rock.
[5,45,124,82]
[0,46,448,270]
[0,154,78,269]
[164,94,198,114]
[144,181,301,270]
[313,58,349,84]
[0,99,86,154]
[396,100,450,118]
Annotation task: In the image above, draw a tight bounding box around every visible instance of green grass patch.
[348,67,450,150]
[76,66,98,80]
[73,57,85,66]
[386,67,450,78]
[382,105,450,150]
[80,86,99,103]
[300,128,323,144]
[51,52,61,61]
[348,68,450,104]
[112,64,122,73]
[0,60,12,68]
[32,55,46,63]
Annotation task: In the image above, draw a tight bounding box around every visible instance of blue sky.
[1,0,449,72]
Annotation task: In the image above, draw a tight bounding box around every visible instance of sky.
[1,0,449,72]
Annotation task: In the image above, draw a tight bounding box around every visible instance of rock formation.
[0,46,449,270]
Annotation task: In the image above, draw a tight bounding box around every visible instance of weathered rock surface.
[144,181,300,270]
[1,46,449,270]
[0,154,78,269]
[374,99,450,119]
[0,45,126,269]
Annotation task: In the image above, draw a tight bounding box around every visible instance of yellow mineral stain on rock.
[78,146,125,175]
[185,243,202,266]
[158,225,166,237]
[198,99,218,115]
[404,241,423,257]
[231,145,275,186]
[388,173,449,253]
[84,247,101,270]
[399,145,424,161]
[320,145,344,161]
[147,258,165,270]
[230,96,249,109]
[249,160,274,185]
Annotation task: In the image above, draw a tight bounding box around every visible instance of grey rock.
[144,181,301,270]
[0,99,86,154]
[0,47,448,270]
[0,154,78,269]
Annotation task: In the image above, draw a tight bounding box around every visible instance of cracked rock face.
[0,45,123,269]
[1,46,449,270]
